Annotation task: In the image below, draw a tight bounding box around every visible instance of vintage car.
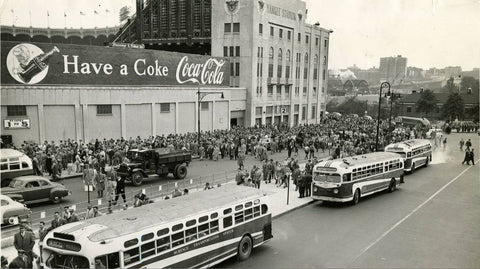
[2,175,71,204]
[0,194,31,225]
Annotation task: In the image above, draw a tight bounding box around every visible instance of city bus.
[0,148,33,187]
[384,139,432,173]
[311,152,404,205]
[41,185,273,269]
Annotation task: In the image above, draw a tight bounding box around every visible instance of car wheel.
[51,196,62,204]
[237,235,253,261]
[132,171,144,186]
[173,164,187,179]
[411,164,416,173]
[352,189,360,205]
[388,178,397,192]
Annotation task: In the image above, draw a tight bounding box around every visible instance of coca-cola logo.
[6,43,51,84]
[176,56,225,85]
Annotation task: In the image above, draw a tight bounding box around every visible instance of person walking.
[95,169,106,198]
[468,149,475,165]
[459,139,464,151]
[13,225,35,263]
[462,148,471,165]
[114,176,127,205]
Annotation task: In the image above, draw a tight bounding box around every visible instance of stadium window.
[306,35,309,44]
[223,46,228,57]
[233,23,240,32]
[324,39,328,48]
[279,29,283,38]
[160,103,170,113]
[270,26,274,36]
[315,37,319,46]
[97,105,112,115]
[235,62,240,76]
[259,23,263,34]
[229,46,234,57]
[298,33,301,42]
[287,30,291,40]
[235,46,240,56]
[7,105,27,116]
[224,23,231,33]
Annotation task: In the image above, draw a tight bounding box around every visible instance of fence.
[1,170,238,239]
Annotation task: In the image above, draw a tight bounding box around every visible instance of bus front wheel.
[388,179,397,192]
[237,235,253,261]
[352,189,360,205]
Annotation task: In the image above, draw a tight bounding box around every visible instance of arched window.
[269,47,274,59]
[285,50,291,79]
[286,50,291,63]
[304,53,309,63]
[278,48,283,62]
[313,55,318,80]
[268,47,274,77]
[277,48,283,78]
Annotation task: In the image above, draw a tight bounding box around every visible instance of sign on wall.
[1,41,229,87]
[4,119,30,129]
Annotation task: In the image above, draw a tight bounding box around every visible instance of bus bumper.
[312,195,352,202]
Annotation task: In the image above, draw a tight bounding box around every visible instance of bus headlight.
[313,186,318,192]
[333,189,339,194]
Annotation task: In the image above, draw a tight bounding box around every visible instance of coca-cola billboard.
[1,41,230,87]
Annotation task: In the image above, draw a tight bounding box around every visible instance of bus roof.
[0,148,27,159]
[54,185,267,242]
[314,152,401,170]
[385,139,431,151]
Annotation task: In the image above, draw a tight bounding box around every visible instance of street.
[218,132,480,268]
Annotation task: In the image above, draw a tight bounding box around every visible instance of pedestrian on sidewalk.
[95,169,106,198]
[459,139,464,151]
[114,176,127,205]
[49,212,66,231]
[37,221,47,266]
[462,148,471,165]
[8,250,31,269]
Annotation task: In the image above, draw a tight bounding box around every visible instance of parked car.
[0,194,31,225]
[2,175,71,204]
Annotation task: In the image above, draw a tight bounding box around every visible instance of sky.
[1,0,479,70]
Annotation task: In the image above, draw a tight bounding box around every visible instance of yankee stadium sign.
[1,41,229,87]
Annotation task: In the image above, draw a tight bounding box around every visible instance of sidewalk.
[0,179,314,267]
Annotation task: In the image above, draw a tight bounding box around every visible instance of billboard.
[1,41,229,87]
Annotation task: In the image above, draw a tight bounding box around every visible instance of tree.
[460,76,479,93]
[326,99,339,112]
[441,92,464,121]
[416,89,437,117]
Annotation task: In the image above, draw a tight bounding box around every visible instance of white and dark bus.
[41,185,272,268]
[384,139,432,173]
[0,148,33,187]
[312,152,404,205]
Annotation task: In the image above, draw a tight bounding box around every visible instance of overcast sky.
[1,0,479,70]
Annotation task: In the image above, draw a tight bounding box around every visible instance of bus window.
[253,206,261,217]
[141,233,154,242]
[245,201,253,208]
[343,174,351,182]
[124,247,140,265]
[141,241,155,259]
[314,173,341,183]
[95,252,120,269]
[244,208,253,221]
[21,162,29,168]
[254,199,260,205]
[124,238,138,248]
[171,231,184,247]
[172,223,183,232]
[186,219,196,227]
[210,212,218,219]
[261,204,268,215]
[157,228,169,237]
[199,216,208,223]
[235,204,243,211]
[198,223,210,238]
[185,227,197,242]
[234,211,244,224]
[223,216,233,228]
[156,236,170,253]
[223,208,232,215]
[10,163,20,170]
[210,220,219,233]
[0,163,7,170]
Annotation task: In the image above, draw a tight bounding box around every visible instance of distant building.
[355,68,381,86]
[379,55,407,83]
[406,66,425,81]
[443,66,462,78]
[399,90,479,120]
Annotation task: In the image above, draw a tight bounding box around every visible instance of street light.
[375,82,391,151]
[196,84,224,145]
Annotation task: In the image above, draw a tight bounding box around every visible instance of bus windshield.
[314,173,342,183]
[44,251,89,269]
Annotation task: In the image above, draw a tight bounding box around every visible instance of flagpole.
[64,12,67,28]
[11,9,15,26]
[47,11,50,28]
[29,9,32,27]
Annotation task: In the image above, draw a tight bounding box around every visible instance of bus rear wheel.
[237,235,253,261]
[425,157,429,167]
[352,189,360,205]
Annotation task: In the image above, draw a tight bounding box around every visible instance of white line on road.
[353,158,480,262]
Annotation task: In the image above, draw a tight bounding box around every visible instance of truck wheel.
[173,164,187,179]
[132,171,144,186]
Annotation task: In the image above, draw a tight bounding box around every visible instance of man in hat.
[13,225,35,262]
[8,250,31,269]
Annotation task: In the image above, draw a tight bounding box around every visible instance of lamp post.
[375,82,391,151]
[196,84,224,145]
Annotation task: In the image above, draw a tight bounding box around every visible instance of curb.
[272,199,316,220]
